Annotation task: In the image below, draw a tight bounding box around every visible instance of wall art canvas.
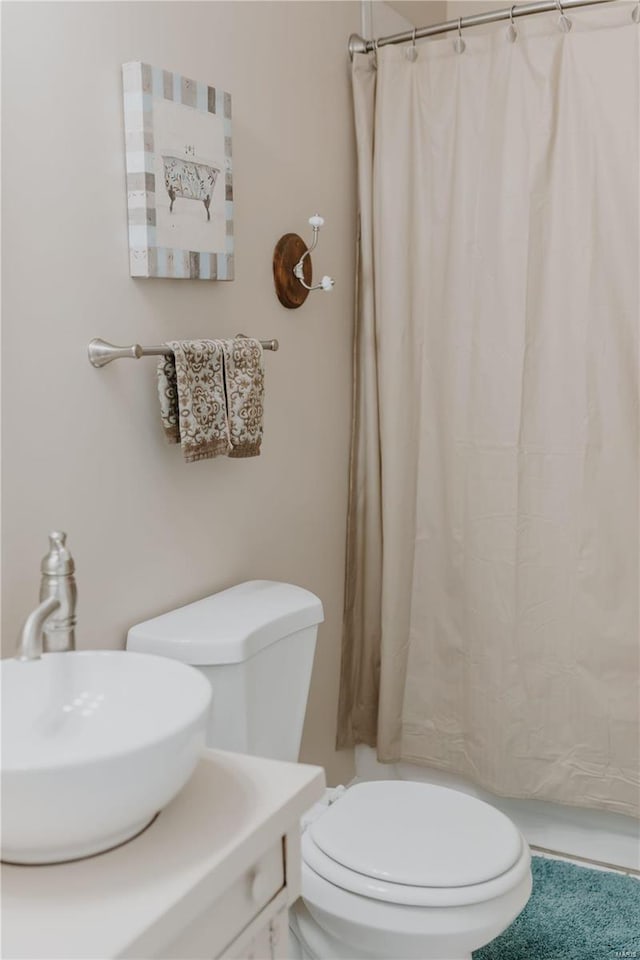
[122,62,233,280]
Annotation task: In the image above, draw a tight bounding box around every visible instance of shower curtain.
[338,2,639,817]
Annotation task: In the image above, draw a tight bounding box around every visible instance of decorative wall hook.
[273,215,335,309]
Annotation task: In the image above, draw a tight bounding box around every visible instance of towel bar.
[88,336,279,368]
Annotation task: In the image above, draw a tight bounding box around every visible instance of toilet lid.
[308,781,523,889]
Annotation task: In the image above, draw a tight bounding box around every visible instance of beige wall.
[379,1,505,37]
[383,1,447,28]
[0,0,371,785]
[447,0,505,21]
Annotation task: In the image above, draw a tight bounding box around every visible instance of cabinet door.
[158,843,285,959]
[223,895,289,960]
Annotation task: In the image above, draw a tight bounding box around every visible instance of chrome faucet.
[15,531,77,661]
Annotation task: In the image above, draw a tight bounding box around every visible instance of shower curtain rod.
[349,0,617,57]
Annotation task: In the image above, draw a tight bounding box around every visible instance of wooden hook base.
[273,233,312,309]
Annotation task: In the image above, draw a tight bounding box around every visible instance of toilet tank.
[126,581,324,762]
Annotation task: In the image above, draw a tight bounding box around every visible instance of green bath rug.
[474,855,640,960]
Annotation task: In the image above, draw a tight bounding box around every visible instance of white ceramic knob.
[309,214,325,228]
[321,276,335,291]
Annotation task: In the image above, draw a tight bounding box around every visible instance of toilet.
[291,781,531,960]
[127,581,532,960]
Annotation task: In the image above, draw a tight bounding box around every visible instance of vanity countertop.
[1,748,325,959]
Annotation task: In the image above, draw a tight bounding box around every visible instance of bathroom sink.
[1,650,212,864]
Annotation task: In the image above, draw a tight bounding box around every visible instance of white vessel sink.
[1,650,212,864]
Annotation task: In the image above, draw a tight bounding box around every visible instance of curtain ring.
[406,26,418,61]
[454,16,466,54]
[556,0,572,31]
[507,4,518,41]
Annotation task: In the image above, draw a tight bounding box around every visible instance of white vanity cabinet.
[1,750,325,960]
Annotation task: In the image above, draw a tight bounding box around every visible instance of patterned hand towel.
[221,337,265,458]
[157,340,231,462]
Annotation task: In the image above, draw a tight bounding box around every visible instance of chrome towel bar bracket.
[88,336,279,368]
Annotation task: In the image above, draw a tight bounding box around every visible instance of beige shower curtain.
[338,2,640,817]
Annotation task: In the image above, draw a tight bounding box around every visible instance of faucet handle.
[42,531,75,576]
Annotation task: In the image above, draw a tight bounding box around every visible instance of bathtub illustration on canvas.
[122,62,234,279]
[162,155,220,222]
[152,94,227,256]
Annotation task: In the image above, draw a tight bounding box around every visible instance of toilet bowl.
[291,780,532,960]
[127,582,531,959]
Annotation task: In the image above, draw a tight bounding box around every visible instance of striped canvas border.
[122,61,234,281]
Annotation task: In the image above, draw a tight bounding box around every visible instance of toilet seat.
[302,781,527,907]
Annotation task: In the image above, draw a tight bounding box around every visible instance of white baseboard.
[354,745,640,871]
